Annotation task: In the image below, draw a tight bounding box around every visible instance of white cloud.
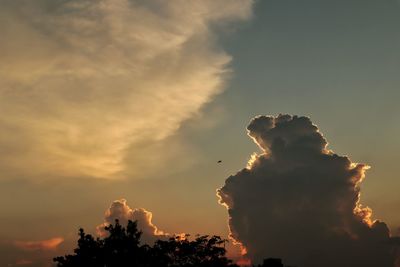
[97,199,169,244]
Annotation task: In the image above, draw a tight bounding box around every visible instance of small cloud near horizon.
[14,237,64,251]
[97,199,171,244]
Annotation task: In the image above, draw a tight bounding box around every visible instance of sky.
[1,0,400,266]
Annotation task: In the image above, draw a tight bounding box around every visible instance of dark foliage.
[54,220,239,267]
[254,258,295,267]
[54,220,294,267]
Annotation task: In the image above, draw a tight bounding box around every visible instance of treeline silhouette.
[54,220,293,267]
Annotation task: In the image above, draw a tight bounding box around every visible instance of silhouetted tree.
[150,235,237,267]
[259,258,283,267]
[54,228,103,266]
[54,220,238,267]
[254,258,295,267]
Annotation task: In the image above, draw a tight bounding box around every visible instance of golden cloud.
[0,0,253,180]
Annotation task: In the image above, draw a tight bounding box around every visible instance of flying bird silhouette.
[217,160,222,163]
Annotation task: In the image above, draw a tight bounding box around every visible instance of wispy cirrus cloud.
[0,0,253,180]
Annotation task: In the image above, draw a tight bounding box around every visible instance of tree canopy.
[54,220,239,267]
[54,220,293,267]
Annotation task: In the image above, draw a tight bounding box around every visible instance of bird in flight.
[217,160,222,163]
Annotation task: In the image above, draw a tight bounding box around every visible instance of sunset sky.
[1,0,400,266]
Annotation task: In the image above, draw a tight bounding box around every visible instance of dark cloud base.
[218,115,400,267]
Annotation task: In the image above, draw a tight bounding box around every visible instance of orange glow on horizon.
[236,257,252,267]
[14,237,64,251]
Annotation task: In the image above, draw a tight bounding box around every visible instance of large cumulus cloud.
[217,115,400,267]
[0,0,253,180]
